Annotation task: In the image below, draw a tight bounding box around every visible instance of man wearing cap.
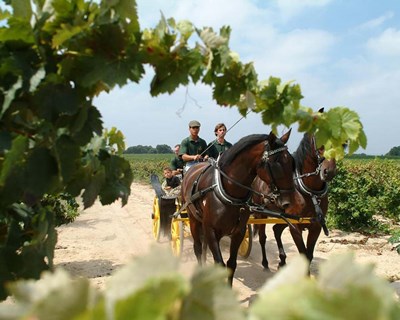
[179,120,210,172]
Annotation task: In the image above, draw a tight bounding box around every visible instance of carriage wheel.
[238,224,253,258]
[170,219,184,257]
[152,197,161,242]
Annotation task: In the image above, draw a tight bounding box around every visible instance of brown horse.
[253,132,337,270]
[180,130,303,285]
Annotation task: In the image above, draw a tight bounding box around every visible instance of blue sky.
[95,0,400,155]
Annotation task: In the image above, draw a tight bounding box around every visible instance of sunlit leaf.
[180,265,245,320]
[7,269,98,320]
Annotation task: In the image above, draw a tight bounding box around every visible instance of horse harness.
[174,146,293,223]
[293,135,330,236]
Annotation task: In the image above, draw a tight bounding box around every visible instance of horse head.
[317,145,337,182]
[256,129,304,213]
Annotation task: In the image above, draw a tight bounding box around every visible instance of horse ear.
[268,131,277,146]
[280,128,292,144]
[318,107,324,113]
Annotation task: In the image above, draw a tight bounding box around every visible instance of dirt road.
[54,182,400,306]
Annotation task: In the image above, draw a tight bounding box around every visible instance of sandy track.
[54,182,400,306]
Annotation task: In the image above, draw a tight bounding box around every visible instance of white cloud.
[356,11,394,30]
[367,28,400,56]
[253,29,336,79]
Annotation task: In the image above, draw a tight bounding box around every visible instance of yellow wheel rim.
[238,225,252,258]
[152,197,161,241]
[171,220,183,257]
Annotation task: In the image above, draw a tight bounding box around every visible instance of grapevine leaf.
[297,108,314,132]
[105,246,183,301]
[340,108,362,140]
[81,165,106,209]
[358,129,367,149]
[52,24,86,47]
[0,18,34,43]
[25,147,59,198]
[180,265,245,320]
[250,253,400,319]
[114,278,185,320]
[34,83,81,120]
[71,106,103,146]
[0,8,12,21]
[105,0,140,33]
[55,135,81,183]
[176,20,194,41]
[0,135,28,186]
[199,27,228,49]
[6,269,97,320]
[325,110,342,139]
[105,127,126,154]
[99,154,132,206]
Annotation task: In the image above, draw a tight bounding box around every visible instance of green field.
[125,154,400,235]
[124,153,174,183]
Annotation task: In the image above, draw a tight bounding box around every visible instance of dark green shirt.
[170,156,184,170]
[179,136,209,162]
[208,139,233,158]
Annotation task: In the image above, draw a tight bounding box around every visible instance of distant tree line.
[124,144,173,154]
[387,146,400,156]
[345,145,400,159]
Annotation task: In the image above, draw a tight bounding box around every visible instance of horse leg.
[273,224,288,267]
[305,224,322,263]
[288,224,308,262]
[258,224,269,270]
[189,219,204,265]
[226,230,246,286]
[203,228,225,267]
[201,241,208,264]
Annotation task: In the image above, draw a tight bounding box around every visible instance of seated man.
[161,167,181,197]
[170,144,184,177]
[179,120,210,172]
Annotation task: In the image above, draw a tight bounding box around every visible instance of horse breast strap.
[213,161,252,206]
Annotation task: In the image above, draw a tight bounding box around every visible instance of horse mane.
[293,133,312,172]
[219,134,268,169]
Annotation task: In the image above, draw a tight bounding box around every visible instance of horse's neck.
[221,156,258,198]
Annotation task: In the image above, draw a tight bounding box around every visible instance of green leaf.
[7,269,98,320]
[0,135,28,186]
[0,18,34,43]
[250,253,400,319]
[114,278,185,320]
[25,147,59,197]
[199,27,228,49]
[81,164,105,209]
[55,135,82,183]
[180,266,245,320]
[177,20,194,41]
[105,127,126,154]
[341,108,362,140]
[99,154,132,206]
[105,246,184,299]
[11,0,32,20]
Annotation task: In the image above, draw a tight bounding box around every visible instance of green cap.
[189,120,201,127]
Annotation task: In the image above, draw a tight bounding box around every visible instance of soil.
[54,182,400,306]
